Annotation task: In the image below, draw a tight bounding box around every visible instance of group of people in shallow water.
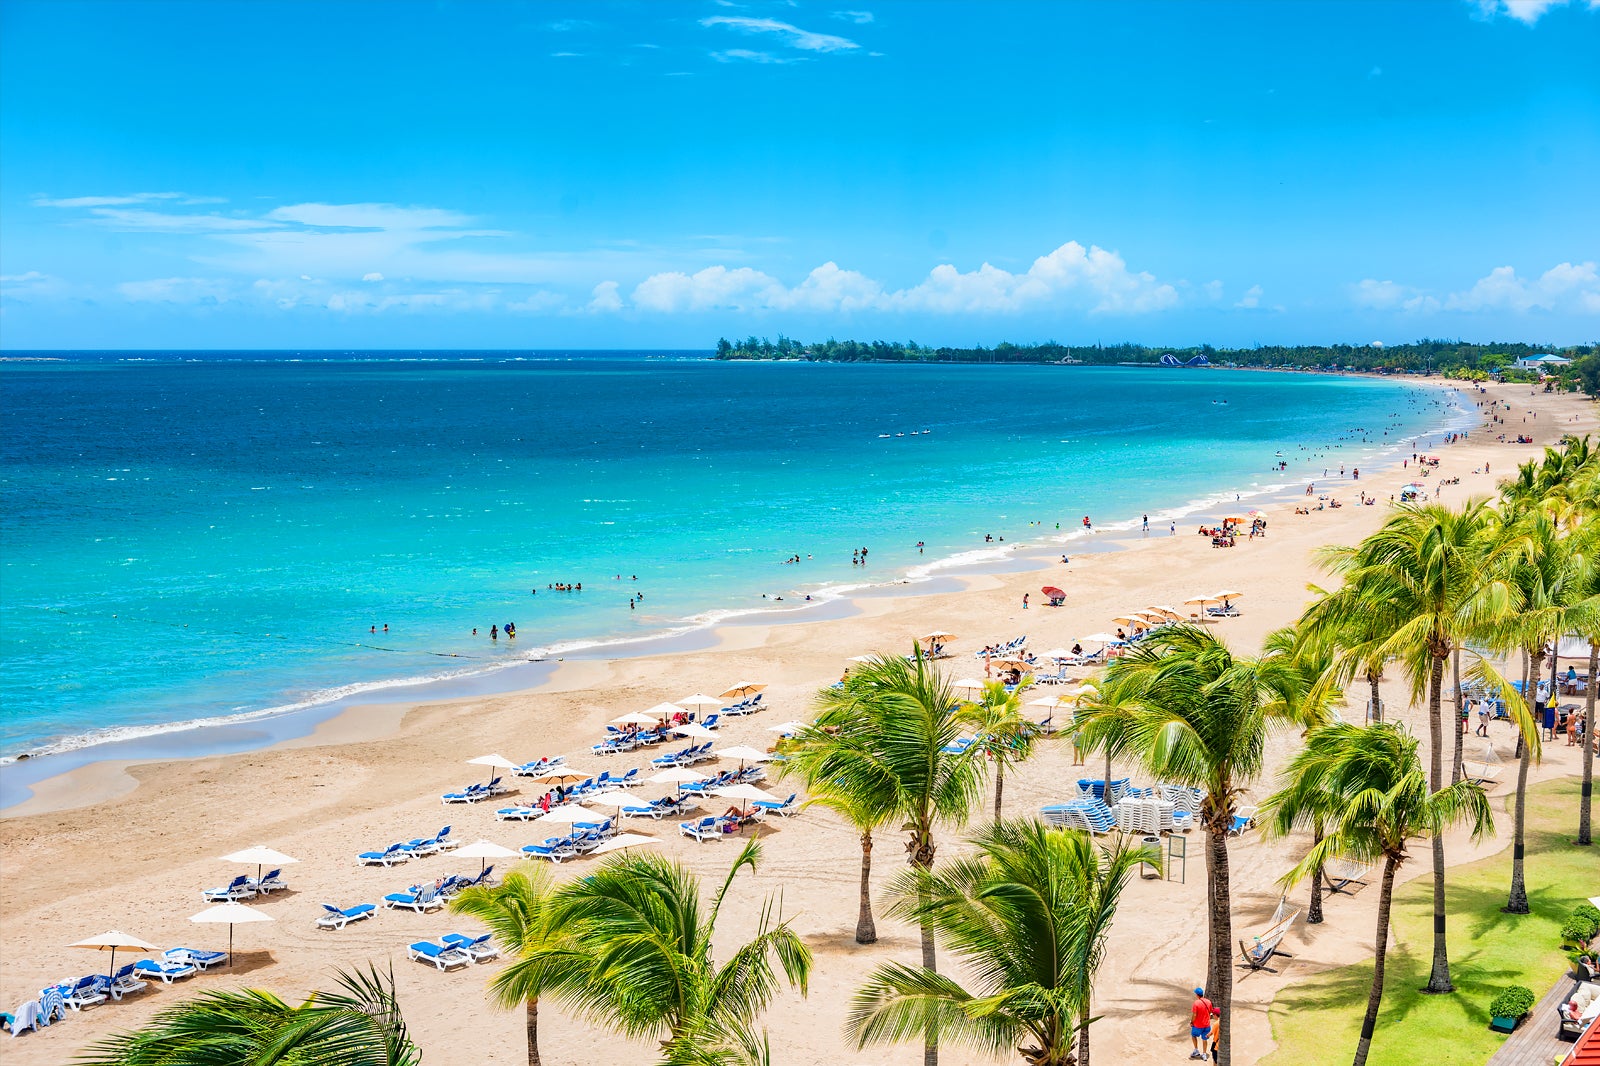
[473,622,517,640]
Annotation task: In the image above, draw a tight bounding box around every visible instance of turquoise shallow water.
[0,354,1467,760]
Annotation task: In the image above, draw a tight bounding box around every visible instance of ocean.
[0,353,1467,764]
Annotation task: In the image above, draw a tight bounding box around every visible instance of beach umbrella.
[220,845,299,885]
[678,693,725,710]
[189,902,273,969]
[1213,590,1243,601]
[988,658,1029,670]
[71,930,156,980]
[1183,596,1220,608]
[643,702,687,720]
[536,803,601,825]
[715,745,772,772]
[531,766,593,786]
[951,677,988,693]
[719,682,767,699]
[611,711,662,727]
[845,654,877,663]
[467,753,520,787]
[712,783,781,804]
[1040,648,1075,661]
[1147,605,1185,619]
[1109,615,1143,627]
[648,767,709,785]
[1084,632,1123,644]
[452,839,518,875]
[587,787,651,817]
[674,722,718,739]
[590,833,660,856]
[1041,585,1066,600]
[767,720,808,736]
[918,632,958,644]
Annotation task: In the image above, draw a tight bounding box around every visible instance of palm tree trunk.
[913,833,939,1066]
[1424,651,1453,994]
[1368,672,1382,725]
[856,829,877,944]
[526,998,541,1066]
[1205,820,1233,1066]
[1451,649,1465,785]
[1307,823,1325,925]
[1506,650,1534,915]
[1078,1009,1090,1066]
[1580,642,1597,846]
[1351,856,1399,1066]
[994,758,1005,821]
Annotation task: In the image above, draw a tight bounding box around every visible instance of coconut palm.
[448,866,575,1066]
[1262,724,1492,1066]
[79,965,418,1066]
[799,786,893,944]
[1571,520,1600,846]
[796,651,991,1066]
[1091,625,1314,1066]
[960,677,1038,820]
[552,839,810,1066]
[1311,500,1515,993]
[847,820,1151,1066]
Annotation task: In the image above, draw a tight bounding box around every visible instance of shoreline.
[0,380,1592,1066]
[0,377,1476,808]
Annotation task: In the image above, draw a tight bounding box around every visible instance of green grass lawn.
[1260,777,1593,1066]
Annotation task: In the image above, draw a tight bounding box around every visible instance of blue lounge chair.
[522,837,581,863]
[752,793,799,817]
[202,875,256,902]
[679,817,723,843]
[250,869,287,894]
[357,842,411,866]
[383,886,444,912]
[317,903,376,930]
[441,783,488,804]
[107,964,148,1000]
[133,959,197,984]
[63,976,108,1010]
[441,932,501,962]
[164,947,227,970]
[406,940,471,971]
[496,805,542,821]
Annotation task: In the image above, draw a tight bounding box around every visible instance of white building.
[1514,353,1572,370]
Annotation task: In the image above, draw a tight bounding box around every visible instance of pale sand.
[2,381,1594,1066]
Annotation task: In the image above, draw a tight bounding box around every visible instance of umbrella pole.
[229,925,234,970]
[108,946,117,981]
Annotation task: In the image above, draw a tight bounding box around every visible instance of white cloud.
[0,271,69,301]
[1471,0,1597,22]
[546,18,596,31]
[86,208,278,232]
[551,51,583,58]
[700,16,859,53]
[33,192,223,208]
[1234,284,1264,309]
[832,9,874,23]
[116,277,236,304]
[362,272,384,282]
[627,242,1181,316]
[264,203,475,231]
[712,48,792,64]
[587,280,623,312]
[1353,262,1599,314]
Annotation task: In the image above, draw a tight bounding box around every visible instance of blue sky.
[1,0,1596,350]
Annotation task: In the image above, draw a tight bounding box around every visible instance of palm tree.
[552,839,810,1065]
[1091,625,1313,1066]
[960,677,1038,820]
[847,820,1151,1066]
[449,866,575,1066]
[79,966,418,1066]
[796,651,990,1066]
[1311,500,1514,993]
[1262,724,1492,1066]
[1571,520,1600,846]
[800,787,893,944]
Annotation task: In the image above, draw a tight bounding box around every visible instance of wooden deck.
[1487,977,1582,1066]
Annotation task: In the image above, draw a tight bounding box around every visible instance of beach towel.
[8,1000,42,1037]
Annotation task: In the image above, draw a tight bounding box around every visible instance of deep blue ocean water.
[0,353,1467,759]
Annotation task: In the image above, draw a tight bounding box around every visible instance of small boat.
[878,434,891,438]
[896,432,905,437]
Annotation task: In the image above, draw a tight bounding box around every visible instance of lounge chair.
[1321,859,1371,895]
[441,782,492,804]
[133,959,198,984]
[317,903,377,930]
[164,947,228,971]
[463,865,496,888]
[383,886,445,913]
[1237,907,1299,974]
[357,842,411,866]
[522,837,581,863]
[496,805,543,821]
[107,964,149,1000]
[202,874,257,902]
[441,932,501,962]
[63,976,108,1010]
[752,793,799,817]
[251,868,287,894]
[680,816,723,843]
[407,940,472,972]
[1227,805,1259,837]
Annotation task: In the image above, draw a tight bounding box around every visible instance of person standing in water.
[490,625,498,640]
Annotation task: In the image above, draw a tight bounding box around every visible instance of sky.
[1,0,1597,351]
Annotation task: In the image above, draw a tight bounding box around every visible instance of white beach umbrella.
[951,677,988,693]
[71,930,156,980]
[648,767,709,785]
[536,803,602,825]
[720,681,767,699]
[590,833,660,856]
[716,745,772,763]
[467,753,520,787]
[1084,633,1122,644]
[767,720,808,735]
[611,711,662,727]
[678,693,724,709]
[674,722,718,739]
[1147,605,1185,619]
[189,902,273,969]
[452,839,519,874]
[711,784,782,810]
[220,845,299,884]
[1041,648,1075,661]
[1184,596,1220,607]
[846,654,877,663]
[588,786,650,813]
[1027,694,1073,708]
[642,702,687,720]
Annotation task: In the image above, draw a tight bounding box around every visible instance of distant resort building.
[1515,353,1572,370]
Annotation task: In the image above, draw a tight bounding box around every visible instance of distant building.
[1514,353,1572,370]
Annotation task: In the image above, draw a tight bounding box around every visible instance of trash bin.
[1140,835,1161,879]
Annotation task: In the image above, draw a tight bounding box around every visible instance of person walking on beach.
[1142,513,1149,532]
[1189,987,1218,1060]
[1022,593,1029,610]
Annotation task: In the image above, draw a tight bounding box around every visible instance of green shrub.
[1488,985,1536,1019]
[1574,903,1600,930]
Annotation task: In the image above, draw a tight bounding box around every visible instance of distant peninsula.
[713,336,1600,393]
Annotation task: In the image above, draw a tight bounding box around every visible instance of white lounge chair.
[441,932,500,962]
[407,940,471,971]
[317,903,377,930]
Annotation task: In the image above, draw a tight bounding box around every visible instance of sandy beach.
[3,379,1594,1066]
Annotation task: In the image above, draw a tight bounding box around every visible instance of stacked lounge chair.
[1038,798,1117,835]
